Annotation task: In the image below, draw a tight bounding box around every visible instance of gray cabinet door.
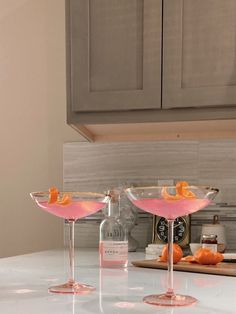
[163,0,236,109]
[67,0,162,113]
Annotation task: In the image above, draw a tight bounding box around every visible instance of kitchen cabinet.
[66,0,236,141]
[163,0,236,109]
[67,0,161,113]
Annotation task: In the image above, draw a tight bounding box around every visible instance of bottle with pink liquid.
[99,190,128,268]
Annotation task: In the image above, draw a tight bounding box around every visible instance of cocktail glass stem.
[48,218,96,294]
[166,219,174,297]
[68,219,75,284]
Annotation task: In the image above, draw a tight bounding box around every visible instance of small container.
[201,234,218,252]
[201,215,226,253]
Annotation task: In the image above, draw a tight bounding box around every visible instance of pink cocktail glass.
[30,191,109,294]
[125,185,219,306]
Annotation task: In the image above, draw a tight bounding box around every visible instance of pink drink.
[133,198,211,220]
[36,200,105,220]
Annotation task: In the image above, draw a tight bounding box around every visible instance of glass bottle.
[99,190,128,268]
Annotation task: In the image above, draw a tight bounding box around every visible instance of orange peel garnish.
[48,187,72,206]
[176,181,196,199]
[57,193,72,206]
[161,187,183,200]
[48,187,59,204]
[161,181,196,200]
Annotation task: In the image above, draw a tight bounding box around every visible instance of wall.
[0,0,82,257]
[64,141,236,250]
[2,1,235,257]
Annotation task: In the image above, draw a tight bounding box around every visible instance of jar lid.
[202,234,217,239]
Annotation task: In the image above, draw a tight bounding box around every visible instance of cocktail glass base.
[48,282,96,294]
[143,293,197,307]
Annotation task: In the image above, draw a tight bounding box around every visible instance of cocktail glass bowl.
[30,191,109,294]
[125,185,219,306]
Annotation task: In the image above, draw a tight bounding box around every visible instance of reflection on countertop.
[0,249,236,314]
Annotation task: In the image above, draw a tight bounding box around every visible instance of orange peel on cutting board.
[159,244,183,264]
[194,248,223,265]
[181,248,224,265]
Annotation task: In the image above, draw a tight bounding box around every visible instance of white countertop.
[0,248,236,314]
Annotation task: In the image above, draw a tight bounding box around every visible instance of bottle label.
[202,243,217,252]
[100,241,128,261]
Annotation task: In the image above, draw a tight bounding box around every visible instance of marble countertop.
[0,248,235,314]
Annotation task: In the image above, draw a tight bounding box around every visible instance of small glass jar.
[201,234,218,252]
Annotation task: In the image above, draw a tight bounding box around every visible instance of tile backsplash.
[63,140,236,250]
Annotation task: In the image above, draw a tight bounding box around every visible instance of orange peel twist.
[48,187,59,204]
[56,193,72,206]
[161,181,196,200]
[48,187,72,206]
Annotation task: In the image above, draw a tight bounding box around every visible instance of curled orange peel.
[57,193,72,206]
[161,187,182,200]
[161,181,196,200]
[48,187,72,206]
[48,187,59,204]
[176,181,196,199]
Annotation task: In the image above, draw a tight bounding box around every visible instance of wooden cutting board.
[131,259,236,277]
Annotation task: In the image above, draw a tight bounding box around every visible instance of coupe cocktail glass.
[30,191,109,294]
[125,185,219,306]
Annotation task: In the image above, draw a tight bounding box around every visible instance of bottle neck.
[107,200,119,217]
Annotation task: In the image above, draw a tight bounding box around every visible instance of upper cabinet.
[66,0,236,141]
[67,0,162,119]
[163,0,236,109]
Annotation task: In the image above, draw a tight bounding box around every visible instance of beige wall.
[0,0,83,257]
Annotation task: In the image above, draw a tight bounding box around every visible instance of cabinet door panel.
[163,0,236,109]
[67,0,161,112]
[89,1,143,92]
